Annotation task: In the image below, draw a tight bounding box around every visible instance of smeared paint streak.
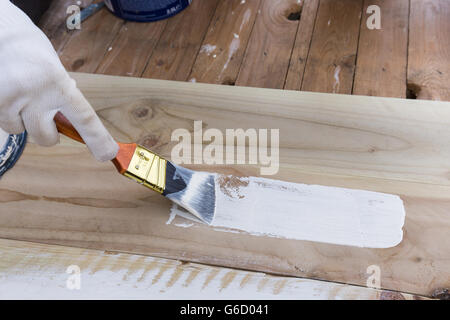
[220,271,238,291]
[165,266,184,289]
[273,279,288,295]
[123,256,147,281]
[333,65,341,93]
[217,8,251,80]
[183,268,201,287]
[168,175,405,248]
[137,261,158,282]
[240,273,253,289]
[151,263,171,286]
[222,37,240,74]
[257,277,270,292]
[202,269,220,289]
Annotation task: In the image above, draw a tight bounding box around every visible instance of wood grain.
[1,72,450,296]
[408,0,450,101]
[284,0,320,90]
[141,0,220,81]
[353,0,409,98]
[188,0,261,85]
[59,7,124,72]
[302,0,363,94]
[95,20,168,77]
[0,239,427,299]
[235,0,302,89]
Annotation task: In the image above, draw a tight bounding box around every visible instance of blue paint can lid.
[105,0,192,22]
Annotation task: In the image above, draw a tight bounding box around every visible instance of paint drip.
[168,174,405,249]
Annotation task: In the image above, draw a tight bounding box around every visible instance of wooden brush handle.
[54,111,136,174]
[54,112,84,144]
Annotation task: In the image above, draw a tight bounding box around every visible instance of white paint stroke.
[169,175,405,249]
[0,239,408,300]
[333,65,341,93]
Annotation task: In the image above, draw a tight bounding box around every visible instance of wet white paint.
[168,175,405,249]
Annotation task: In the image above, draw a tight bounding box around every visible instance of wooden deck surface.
[40,0,450,101]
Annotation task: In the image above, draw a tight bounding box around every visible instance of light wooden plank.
[302,0,363,94]
[95,20,168,77]
[0,239,427,300]
[235,0,302,89]
[59,8,124,72]
[1,73,450,296]
[353,0,409,98]
[284,0,320,90]
[141,0,219,81]
[188,0,261,85]
[408,0,450,101]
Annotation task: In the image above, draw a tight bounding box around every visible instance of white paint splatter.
[189,78,197,83]
[168,175,405,249]
[328,20,331,26]
[333,65,341,93]
[233,33,239,39]
[241,0,246,4]
[200,44,217,56]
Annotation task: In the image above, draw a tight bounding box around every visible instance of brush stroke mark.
[168,175,406,248]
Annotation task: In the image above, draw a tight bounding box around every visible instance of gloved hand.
[0,0,118,161]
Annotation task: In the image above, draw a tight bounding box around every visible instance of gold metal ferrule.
[124,145,167,194]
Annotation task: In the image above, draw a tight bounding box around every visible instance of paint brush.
[54,112,216,224]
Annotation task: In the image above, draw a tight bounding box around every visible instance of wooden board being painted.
[0,239,427,300]
[1,73,449,297]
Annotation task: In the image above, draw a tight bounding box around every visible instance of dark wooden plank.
[353,0,409,98]
[284,0,320,91]
[188,0,261,85]
[408,0,450,101]
[301,0,363,94]
[95,20,168,77]
[141,0,220,81]
[40,0,95,53]
[59,8,124,73]
[235,0,302,89]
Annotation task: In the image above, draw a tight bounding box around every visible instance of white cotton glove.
[0,0,118,161]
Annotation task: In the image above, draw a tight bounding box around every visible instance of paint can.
[0,129,27,178]
[104,0,192,22]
